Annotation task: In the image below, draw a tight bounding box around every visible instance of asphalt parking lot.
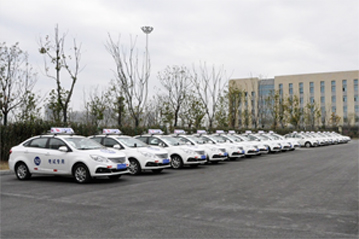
[1,140,358,238]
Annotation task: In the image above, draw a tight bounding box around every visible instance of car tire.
[171,155,183,169]
[129,158,141,175]
[73,163,91,183]
[305,142,311,148]
[152,169,163,174]
[108,175,121,181]
[15,162,31,180]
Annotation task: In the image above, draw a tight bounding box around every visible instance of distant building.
[229,70,359,128]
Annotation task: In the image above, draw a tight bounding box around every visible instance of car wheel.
[15,162,31,180]
[171,155,183,169]
[129,158,141,175]
[305,142,311,148]
[73,164,91,183]
[152,169,163,174]
[108,175,121,181]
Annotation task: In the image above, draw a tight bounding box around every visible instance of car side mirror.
[59,146,68,152]
[113,144,121,150]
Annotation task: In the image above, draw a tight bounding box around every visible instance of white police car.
[135,129,206,169]
[172,129,228,163]
[89,129,170,175]
[214,130,260,157]
[8,128,129,183]
[196,130,245,160]
[244,131,282,153]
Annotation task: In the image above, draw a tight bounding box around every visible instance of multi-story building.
[229,70,359,128]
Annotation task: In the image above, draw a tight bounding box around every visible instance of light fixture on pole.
[141,26,154,102]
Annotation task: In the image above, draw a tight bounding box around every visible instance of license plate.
[163,159,170,164]
[201,155,206,160]
[224,152,228,156]
[117,164,126,169]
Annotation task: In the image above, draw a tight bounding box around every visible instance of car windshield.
[273,134,284,140]
[161,136,185,146]
[65,137,104,150]
[256,134,272,141]
[116,137,147,148]
[238,135,251,141]
[224,135,240,142]
[208,135,226,143]
[267,134,280,140]
[185,135,207,144]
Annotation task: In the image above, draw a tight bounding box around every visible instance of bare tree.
[158,65,191,127]
[39,24,82,123]
[0,42,37,125]
[191,63,228,129]
[106,34,150,127]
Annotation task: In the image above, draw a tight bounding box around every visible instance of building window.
[251,91,255,98]
[320,96,325,104]
[299,82,303,94]
[355,105,359,113]
[320,81,325,93]
[300,97,303,105]
[310,82,314,94]
[343,96,347,102]
[354,79,358,92]
[310,97,314,104]
[289,83,293,95]
[355,95,358,102]
[342,79,347,92]
[332,106,336,113]
[343,105,348,115]
[331,80,336,93]
[331,96,336,103]
[279,84,283,95]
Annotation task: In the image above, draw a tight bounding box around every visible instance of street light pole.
[141,26,154,103]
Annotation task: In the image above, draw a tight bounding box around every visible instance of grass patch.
[0,161,9,170]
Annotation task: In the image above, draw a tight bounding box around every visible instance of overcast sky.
[1,0,358,111]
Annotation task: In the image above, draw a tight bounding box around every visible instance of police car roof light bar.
[51,127,75,135]
[103,129,122,135]
[174,129,186,135]
[148,129,164,135]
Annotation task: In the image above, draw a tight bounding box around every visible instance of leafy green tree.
[14,91,42,122]
[158,65,191,127]
[227,86,244,128]
[284,95,302,128]
[304,101,321,130]
[265,90,281,129]
[39,24,82,123]
[179,92,206,129]
[215,91,229,129]
[0,42,37,125]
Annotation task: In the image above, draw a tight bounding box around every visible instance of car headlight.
[90,155,110,163]
[139,151,156,158]
[181,148,195,154]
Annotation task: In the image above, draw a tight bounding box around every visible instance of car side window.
[149,137,159,146]
[48,138,66,150]
[27,138,48,148]
[103,138,117,148]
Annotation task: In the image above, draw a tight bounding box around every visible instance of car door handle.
[45,152,50,156]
